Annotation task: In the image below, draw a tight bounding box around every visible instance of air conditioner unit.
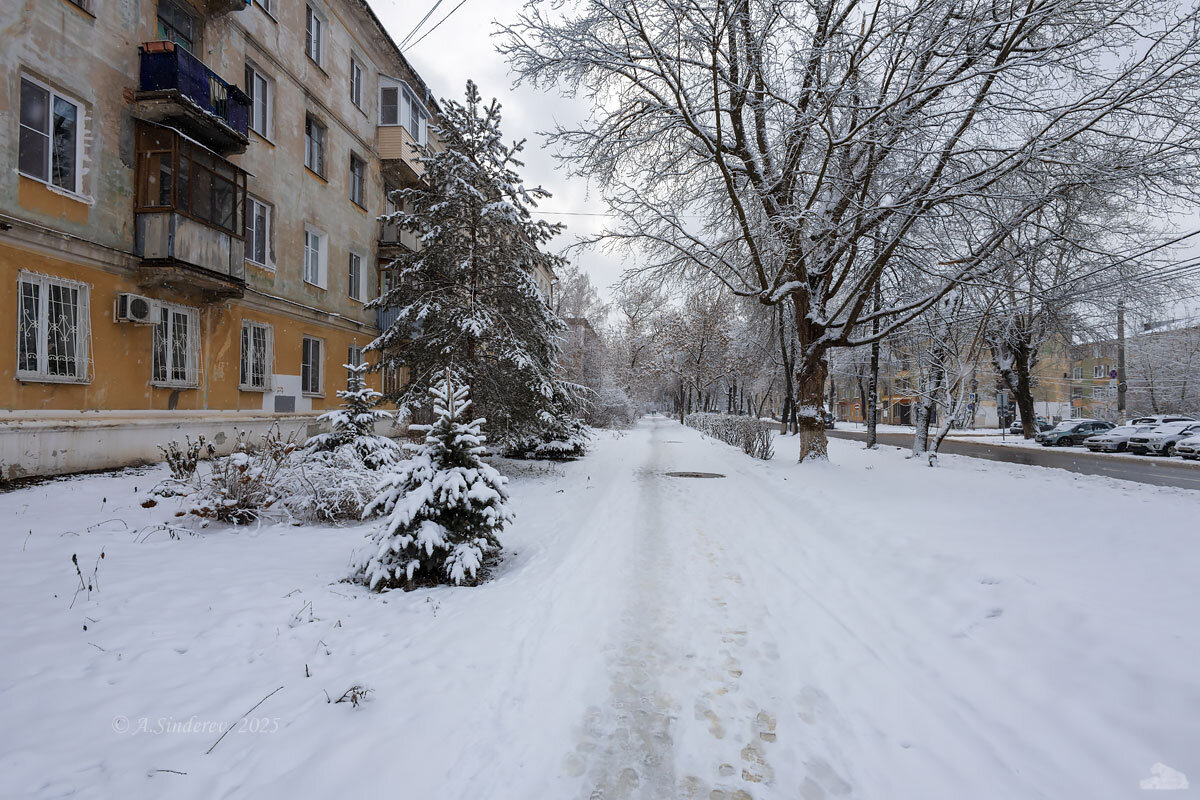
[116,293,158,324]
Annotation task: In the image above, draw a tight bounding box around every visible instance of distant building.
[1070,318,1200,420]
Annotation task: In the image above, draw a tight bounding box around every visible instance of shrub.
[587,387,639,429]
[504,414,591,460]
[685,412,774,460]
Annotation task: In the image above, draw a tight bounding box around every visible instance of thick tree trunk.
[791,295,829,461]
[1012,351,1038,438]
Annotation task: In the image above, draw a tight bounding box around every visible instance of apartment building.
[0,0,439,479]
[1070,318,1200,420]
[829,337,1072,428]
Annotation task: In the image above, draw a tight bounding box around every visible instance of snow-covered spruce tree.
[306,361,399,469]
[369,79,582,450]
[351,377,513,591]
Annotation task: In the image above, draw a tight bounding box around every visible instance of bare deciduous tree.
[500,0,1200,460]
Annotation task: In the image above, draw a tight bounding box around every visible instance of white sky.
[372,0,630,300]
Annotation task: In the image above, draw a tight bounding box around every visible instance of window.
[1070,407,1083,418]
[350,57,363,108]
[244,64,272,138]
[19,77,83,194]
[157,0,196,51]
[1092,387,1107,400]
[1071,386,1084,399]
[304,114,325,176]
[379,81,428,146]
[304,227,327,287]
[1093,364,1108,379]
[16,272,90,383]
[245,196,272,266]
[349,153,365,207]
[347,344,363,381]
[348,251,364,301]
[254,0,272,13]
[239,321,273,390]
[1071,366,1082,380]
[152,303,199,387]
[305,5,324,66]
[302,336,323,395]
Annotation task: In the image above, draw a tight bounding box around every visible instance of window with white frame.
[378,80,428,146]
[304,114,326,176]
[152,302,200,388]
[350,57,363,109]
[1093,364,1107,378]
[305,5,324,66]
[19,76,83,195]
[245,195,272,267]
[349,153,365,207]
[303,227,327,287]
[16,272,90,382]
[1071,366,1082,380]
[254,0,273,14]
[239,320,273,390]
[244,63,272,139]
[1092,386,1108,400]
[348,250,364,301]
[302,336,323,395]
[1070,406,1083,418]
[347,344,363,381]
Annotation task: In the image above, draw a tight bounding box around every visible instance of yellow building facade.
[0,0,438,479]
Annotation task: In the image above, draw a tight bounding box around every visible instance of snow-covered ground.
[3,416,1198,799]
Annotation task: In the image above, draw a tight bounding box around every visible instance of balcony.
[135,41,250,154]
[380,218,421,253]
[197,0,250,15]
[133,123,247,299]
[378,124,426,186]
[377,305,403,332]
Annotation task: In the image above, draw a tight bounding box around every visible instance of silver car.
[1084,424,1155,453]
[1175,434,1200,461]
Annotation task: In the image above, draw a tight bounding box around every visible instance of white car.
[1175,435,1200,461]
[1084,424,1156,453]
[1127,421,1200,456]
[1129,414,1196,426]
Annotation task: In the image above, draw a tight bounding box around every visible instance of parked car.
[1084,424,1157,453]
[1175,433,1200,460]
[1036,419,1114,446]
[1129,414,1196,426]
[822,411,836,430]
[1008,416,1053,434]
[1127,421,1200,456]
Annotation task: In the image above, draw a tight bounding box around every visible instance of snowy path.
[2,416,1199,799]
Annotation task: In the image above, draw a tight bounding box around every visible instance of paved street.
[828,429,1200,490]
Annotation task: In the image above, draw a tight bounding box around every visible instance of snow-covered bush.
[149,424,388,526]
[504,413,591,460]
[285,445,382,523]
[305,362,399,470]
[686,413,774,460]
[351,378,513,591]
[181,427,298,524]
[587,387,639,429]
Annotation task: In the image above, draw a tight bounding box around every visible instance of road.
[828,428,1200,490]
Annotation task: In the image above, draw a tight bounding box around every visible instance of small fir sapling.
[351,376,514,591]
[305,361,399,469]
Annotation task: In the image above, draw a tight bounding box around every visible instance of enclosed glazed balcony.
[378,124,426,186]
[135,41,250,154]
[133,123,247,299]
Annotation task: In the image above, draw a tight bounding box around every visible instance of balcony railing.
[136,41,250,153]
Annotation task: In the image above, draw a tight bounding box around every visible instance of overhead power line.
[398,0,444,50]
[404,0,470,52]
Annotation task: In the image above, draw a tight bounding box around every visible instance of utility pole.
[1116,300,1127,421]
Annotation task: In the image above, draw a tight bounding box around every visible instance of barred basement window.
[151,302,199,387]
[239,320,273,391]
[16,272,90,383]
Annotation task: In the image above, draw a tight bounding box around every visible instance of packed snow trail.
[2,416,1198,799]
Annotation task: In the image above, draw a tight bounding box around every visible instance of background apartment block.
[0,0,439,480]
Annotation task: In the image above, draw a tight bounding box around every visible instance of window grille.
[16,272,91,383]
[151,302,200,387]
[239,321,273,391]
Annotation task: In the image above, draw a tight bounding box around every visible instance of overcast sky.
[372,0,630,300]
